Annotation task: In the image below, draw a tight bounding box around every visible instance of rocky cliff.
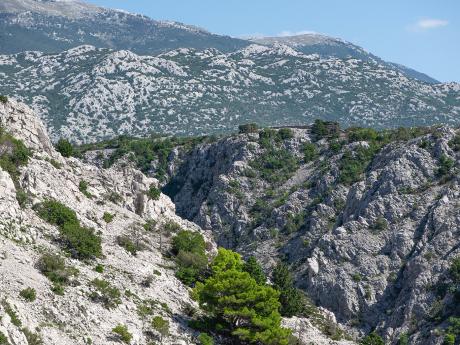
[98,123,460,344]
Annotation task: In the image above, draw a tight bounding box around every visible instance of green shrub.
[278,128,294,140]
[449,134,460,152]
[243,256,266,285]
[151,316,170,340]
[198,333,214,345]
[35,200,102,259]
[112,324,132,343]
[450,257,460,282]
[78,180,92,198]
[444,333,455,345]
[172,230,208,286]
[371,217,388,232]
[22,328,43,345]
[437,154,454,177]
[0,95,8,104]
[172,230,206,255]
[102,212,115,223]
[95,264,104,273]
[311,119,340,139]
[303,143,318,162]
[55,139,73,157]
[61,222,102,259]
[398,333,409,345]
[90,279,121,309]
[146,184,161,200]
[116,235,142,256]
[272,262,304,317]
[360,332,384,345]
[351,273,362,282]
[2,300,21,327]
[0,127,31,184]
[238,123,258,134]
[37,253,77,294]
[347,127,379,142]
[35,199,79,227]
[339,145,379,185]
[19,287,36,302]
[0,331,9,345]
[16,189,28,208]
[250,148,299,185]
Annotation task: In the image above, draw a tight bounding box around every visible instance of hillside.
[251,33,439,84]
[0,0,248,55]
[1,44,459,143]
[81,121,460,344]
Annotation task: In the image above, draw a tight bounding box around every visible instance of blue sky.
[91,0,459,82]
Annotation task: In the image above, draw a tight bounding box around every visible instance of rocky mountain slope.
[82,121,460,344]
[0,99,357,344]
[0,0,247,55]
[251,33,439,84]
[1,44,459,143]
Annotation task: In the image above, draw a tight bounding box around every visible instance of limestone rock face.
[159,126,460,344]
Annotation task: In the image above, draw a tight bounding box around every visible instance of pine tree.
[243,256,266,285]
[194,248,291,345]
[272,262,303,317]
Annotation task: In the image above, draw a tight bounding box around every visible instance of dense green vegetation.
[360,332,384,345]
[171,230,208,286]
[0,95,8,104]
[0,126,30,185]
[193,248,291,345]
[35,200,102,259]
[243,256,266,285]
[55,138,74,157]
[77,134,213,181]
[272,262,304,317]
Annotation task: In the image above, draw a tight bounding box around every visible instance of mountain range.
[1,0,459,143]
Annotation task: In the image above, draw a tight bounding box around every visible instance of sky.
[90,0,460,82]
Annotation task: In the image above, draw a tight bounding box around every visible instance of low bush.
[22,328,43,345]
[151,316,169,341]
[198,333,214,345]
[0,331,8,345]
[90,279,121,309]
[102,212,115,223]
[437,154,455,178]
[347,127,379,142]
[238,123,258,134]
[171,230,208,286]
[35,200,102,259]
[311,119,340,139]
[360,332,384,345]
[116,235,143,256]
[78,180,92,198]
[339,145,379,185]
[37,253,77,294]
[250,148,299,185]
[278,128,294,140]
[0,95,8,104]
[112,324,132,343]
[146,184,161,200]
[303,143,318,162]
[55,139,73,157]
[0,127,31,184]
[19,287,36,302]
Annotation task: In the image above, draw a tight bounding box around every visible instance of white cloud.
[408,18,449,32]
